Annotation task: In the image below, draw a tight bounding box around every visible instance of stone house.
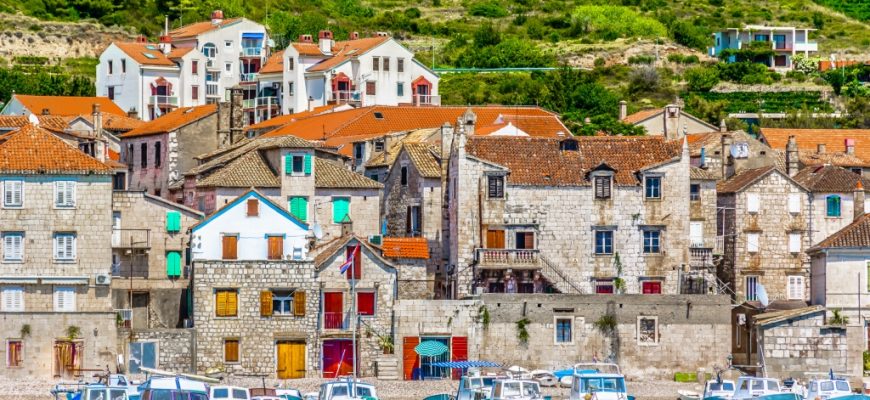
[379,237,434,300]
[0,124,118,378]
[394,294,732,380]
[809,213,870,325]
[792,164,870,246]
[447,127,705,298]
[620,102,719,139]
[110,190,203,337]
[717,166,811,302]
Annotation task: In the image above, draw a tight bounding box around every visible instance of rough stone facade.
[120,328,195,373]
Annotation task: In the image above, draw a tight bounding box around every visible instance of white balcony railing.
[414,94,441,106]
[256,96,279,107]
[239,73,257,83]
[242,99,256,109]
[206,83,219,96]
[794,42,818,52]
[689,247,713,268]
[475,248,540,268]
[149,95,178,106]
[240,47,263,57]
[333,91,361,104]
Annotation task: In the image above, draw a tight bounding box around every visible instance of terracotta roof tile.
[792,165,870,193]
[381,237,429,259]
[13,95,126,116]
[365,128,440,168]
[315,158,383,189]
[196,150,279,188]
[168,47,194,59]
[245,104,345,133]
[796,149,870,168]
[169,18,243,38]
[122,104,217,138]
[307,37,391,72]
[292,43,325,57]
[188,135,319,176]
[812,213,870,250]
[690,166,718,180]
[259,50,284,74]
[403,142,441,178]
[716,166,778,193]
[112,42,176,66]
[69,114,145,133]
[622,108,662,124]
[0,124,113,174]
[761,128,870,165]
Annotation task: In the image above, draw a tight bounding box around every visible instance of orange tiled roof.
[0,124,113,174]
[761,128,870,164]
[67,114,145,133]
[622,108,662,124]
[292,43,326,57]
[0,115,68,133]
[108,148,120,161]
[112,42,176,66]
[14,95,126,117]
[812,213,870,250]
[122,104,217,138]
[307,37,391,72]
[381,237,429,259]
[245,104,345,133]
[259,50,284,74]
[261,106,569,156]
[716,166,781,193]
[168,47,194,59]
[169,18,243,39]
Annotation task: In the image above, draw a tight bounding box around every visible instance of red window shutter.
[402,337,420,380]
[642,281,662,294]
[357,292,375,315]
[346,246,362,280]
[451,337,468,380]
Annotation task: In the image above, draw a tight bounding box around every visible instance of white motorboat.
[677,380,736,400]
[732,377,781,400]
[568,363,633,400]
[807,376,853,400]
[489,378,544,400]
[318,377,378,400]
[212,386,252,400]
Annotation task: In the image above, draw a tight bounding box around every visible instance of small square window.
[642,230,661,254]
[2,180,23,208]
[53,287,76,312]
[272,290,295,315]
[594,176,611,199]
[637,316,659,345]
[215,289,238,317]
[644,176,661,199]
[595,280,614,294]
[224,338,239,363]
[488,176,504,198]
[6,340,22,367]
[292,155,304,173]
[224,40,233,48]
[555,317,573,344]
[357,292,375,315]
[594,231,613,255]
[1,286,24,312]
[3,232,23,261]
[689,184,700,201]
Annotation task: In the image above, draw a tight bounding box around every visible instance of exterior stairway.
[539,255,584,294]
[375,355,400,380]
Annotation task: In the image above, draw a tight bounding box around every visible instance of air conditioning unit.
[95,273,112,285]
[368,235,382,246]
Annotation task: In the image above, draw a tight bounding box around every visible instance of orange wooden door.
[402,337,420,380]
[486,230,505,249]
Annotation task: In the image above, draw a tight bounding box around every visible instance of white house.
[809,213,870,324]
[96,11,268,122]
[190,189,310,261]
[709,25,818,70]
[255,31,440,122]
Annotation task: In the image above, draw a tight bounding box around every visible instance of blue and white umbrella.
[414,340,449,357]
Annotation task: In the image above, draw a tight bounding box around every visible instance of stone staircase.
[539,255,584,294]
[375,355,400,380]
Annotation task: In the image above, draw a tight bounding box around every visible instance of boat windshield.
[581,378,626,392]
[214,389,230,399]
[149,390,208,400]
[836,381,850,392]
[522,384,541,398]
[356,387,373,397]
[110,389,126,400]
[469,378,486,389]
[820,381,835,391]
[709,383,734,391]
[499,382,522,398]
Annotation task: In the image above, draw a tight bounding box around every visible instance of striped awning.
[431,361,501,368]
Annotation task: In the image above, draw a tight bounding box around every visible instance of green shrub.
[628,55,655,65]
[468,1,509,18]
[572,6,667,39]
[594,57,606,68]
[683,55,699,64]
[684,66,720,91]
[667,54,685,63]
[786,70,807,82]
[864,351,870,371]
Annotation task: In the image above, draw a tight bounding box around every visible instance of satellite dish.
[312,223,323,240]
[28,113,39,126]
[757,283,769,308]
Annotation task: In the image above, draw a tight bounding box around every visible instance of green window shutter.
[290,197,308,222]
[333,198,349,223]
[303,154,312,175]
[166,251,182,277]
[166,211,181,232]
[284,154,293,174]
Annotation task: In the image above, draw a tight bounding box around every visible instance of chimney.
[375,32,389,37]
[92,103,103,137]
[846,138,856,155]
[618,100,627,120]
[41,108,50,115]
[817,143,826,154]
[127,108,139,120]
[460,108,477,136]
[216,86,245,147]
[159,35,172,55]
[719,119,727,133]
[318,30,334,55]
[350,32,360,40]
[855,180,866,219]
[298,34,313,43]
[211,10,224,25]
[721,133,733,179]
[786,135,799,177]
[664,104,681,140]
[441,122,454,161]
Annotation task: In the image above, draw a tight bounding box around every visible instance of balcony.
[240,47,263,58]
[242,99,256,109]
[794,42,818,52]
[322,312,348,330]
[332,91,361,105]
[256,96,279,108]
[206,83,219,97]
[413,94,441,106]
[149,95,178,107]
[111,229,151,249]
[239,73,258,84]
[205,59,219,70]
[475,248,541,270]
[689,247,713,269]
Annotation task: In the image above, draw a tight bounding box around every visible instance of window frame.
[333,197,351,224]
[357,291,376,316]
[689,184,700,201]
[53,286,76,312]
[642,230,661,254]
[787,275,805,300]
[271,290,295,316]
[554,316,573,344]
[3,180,23,208]
[487,175,505,199]
[745,275,759,301]
[594,175,612,199]
[594,230,613,255]
[644,176,662,199]
[746,193,760,214]
[6,339,23,367]
[215,288,239,317]
[1,286,24,312]
[54,233,77,261]
[637,316,659,346]
[54,181,76,208]
[223,338,240,364]
[826,195,842,217]
[397,82,404,97]
[788,193,801,214]
[3,232,24,262]
[747,232,760,253]
[291,155,305,174]
[788,232,801,254]
[154,142,162,168]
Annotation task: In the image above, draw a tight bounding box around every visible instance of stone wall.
[314,188,382,240]
[122,328,195,373]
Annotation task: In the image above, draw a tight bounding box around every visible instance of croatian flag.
[340,244,360,274]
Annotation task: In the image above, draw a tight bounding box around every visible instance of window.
[827,195,842,217]
[690,184,700,201]
[357,292,375,315]
[637,317,658,345]
[3,180,22,207]
[397,58,404,72]
[224,62,232,73]
[108,86,115,100]
[555,317,572,344]
[108,60,113,74]
[642,281,662,294]
[267,235,283,260]
[288,82,295,96]
[400,166,408,186]
[690,221,703,247]
[397,82,404,97]
[595,280,614,294]
[203,43,216,58]
[745,276,759,301]
[121,59,126,73]
[288,57,294,71]
[224,339,239,363]
[787,275,805,300]
[166,211,181,232]
[333,197,350,223]
[224,40,233,48]
[747,233,759,253]
[383,57,390,71]
[3,232,23,261]
[128,342,156,373]
[788,193,801,214]
[140,143,148,167]
[1,286,24,312]
[192,85,199,100]
[642,230,661,254]
[746,193,760,213]
[407,205,421,235]
[366,81,376,96]
[594,231,613,255]
[215,289,238,317]
[191,60,199,75]
[289,197,308,222]
[644,176,661,199]
[488,176,504,198]
[374,141,385,152]
[127,144,134,165]
[54,181,76,208]
[166,251,182,277]
[852,168,863,175]
[6,340,22,367]
[372,57,380,71]
[54,233,76,261]
[788,233,801,253]
[271,290,295,315]
[221,235,238,260]
[247,198,259,216]
[594,176,611,199]
[53,287,76,312]
[515,232,535,249]
[289,155,305,174]
[154,142,162,167]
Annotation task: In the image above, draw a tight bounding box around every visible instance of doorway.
[322,339,354,378]
[277,341,306,379]
[53,341,83,378]
[131,292,149,330]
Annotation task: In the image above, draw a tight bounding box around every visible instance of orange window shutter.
[260,291,273,317]
[216,291,227,316]
[293,290,306,316]
[225,340,239,362]
[227,291,238,316]
[247,198,259,216]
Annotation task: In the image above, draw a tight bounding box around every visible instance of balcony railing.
[794,42,818,52]
[206,83,219,97]
[322,312,348,330]
[240,47,263,57]
[414,94,441,106]
[256,96,279,108]
[239,73,258,83]
[689,247,713,268]
[475,248,540,269]
[149,95,178,107]
[242,99,256,109]
[112,228,151,249]
[333,91,361,104]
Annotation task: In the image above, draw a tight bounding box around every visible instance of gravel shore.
[0,375,698,400]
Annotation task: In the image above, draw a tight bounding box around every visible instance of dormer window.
[594,176,612,199]
[560,139,578,151]
[374,140,385,152]
[644,176,661,199]
[488,176,504,198]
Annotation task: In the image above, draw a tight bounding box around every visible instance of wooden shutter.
[222,235,238,260]
[216,290,227,316]
[268,236,283,260]
[290,197,308,222]
[226,290,238,316]
[293,290,306,316]
[166,251,182,277]
[304,154,312,174]
[486,230,505,249]
[402,337,420,380]
[166,211,181,232]
[357,292,375,315]
[260,291,273,317]
[247,199,259,216]
[224,340,239,363]
[451,336,468,380]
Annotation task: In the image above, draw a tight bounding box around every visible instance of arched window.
[202,43,217,58]
[826,195,841,217]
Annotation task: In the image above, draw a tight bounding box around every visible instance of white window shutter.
[55,182,64,205]
[3,236,11,259]
[690,222,703,245]
[788,276,805,300]
[747,193,760,213]
[788,193,800,214]
[789,233,801,253]
[747,233,759,253]
[69,236,76,259]
[3,182,9,205]
[68,182,76,206]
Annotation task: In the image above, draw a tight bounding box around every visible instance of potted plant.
[379,335,394,354]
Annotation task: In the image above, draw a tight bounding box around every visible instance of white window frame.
[3,232,23,262]
[1,286,24,312]
[224,40,233,48]
[788,232,801,253]
[745,275,759,301]
[689,221,703,248]
[746,193,760,214]
[554,316,574,345]
[746,233,759,253]
[788,193,801,214]
[787,275,805,300]
[54,233,77,261]
[272,290,295,316]
[637,316,659,346]
[53,286,76,312]
[3,180,23,208]
[54,181,76,208]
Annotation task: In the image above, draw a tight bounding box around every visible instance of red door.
[642,281,662,294]
[403,337,420,380]
[322,339,354,378]
[451,337,468,380]
[324,292,343,329]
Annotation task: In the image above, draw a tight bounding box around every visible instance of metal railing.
[239,73,258,83]
[111,228,151,248]
[242,99,256,109]
[413,94,441,106]
[475,248,540,267]
[539,254,583,294]
[206,83,219,96]
[149,95,178,106]
[322,312,348,330]
[256,96,279,107]
[333,91,361,104]
[240,47,263,57]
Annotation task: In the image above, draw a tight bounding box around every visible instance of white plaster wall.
[96,44,144,116]
[810,192,859,246]
[814,250,870,322]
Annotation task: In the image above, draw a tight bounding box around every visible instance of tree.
[824,69,847,95]
[684,66,720,92]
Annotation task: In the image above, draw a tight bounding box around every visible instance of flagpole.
[351,245,357,399]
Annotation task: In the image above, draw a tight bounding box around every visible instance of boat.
[530,370,559,387]
[52,382,133,400]
[732,377,782,400]
[456,370,494,400]
[489,378,544,400]
[137,376,210,400]
[276,388,305,400]
[677,380,736,400]
[318,377,378,400]
[568,363,633,400]
[212,385,252,400]
[806,373,854,400]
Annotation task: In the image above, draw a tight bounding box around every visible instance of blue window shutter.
[827,196,841,217]
[166,251,181,277]
[333,198,349,223]
[290,197,308,222]
[304,154,312,175]
[284,154,293,174]
[166,211,181,232]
